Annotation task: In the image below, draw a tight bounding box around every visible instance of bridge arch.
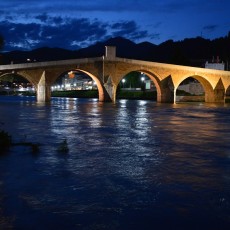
[115,69,162,102]
[75,69,105,102]
[175,74,221,103]
[49,68,109,102]
[0,72,35,94]
[0,72,36,86]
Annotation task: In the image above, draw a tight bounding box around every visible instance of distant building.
[145,80,156,90]
[60,72,96,90]
[205,56,225,70]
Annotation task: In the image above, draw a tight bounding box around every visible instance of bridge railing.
[1,56,230,76]
[0,57,103,71]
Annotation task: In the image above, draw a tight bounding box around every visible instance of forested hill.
[1,32,230,68]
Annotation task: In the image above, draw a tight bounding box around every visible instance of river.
[0,96,230,229]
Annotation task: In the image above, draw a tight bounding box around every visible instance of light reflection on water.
[0,96,230,229]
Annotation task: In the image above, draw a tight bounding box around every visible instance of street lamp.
[141,76,145,91]
[122,79,126,88]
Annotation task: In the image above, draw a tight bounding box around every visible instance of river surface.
[0,96,230,230]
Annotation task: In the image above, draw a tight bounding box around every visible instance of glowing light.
[68,70,75,79]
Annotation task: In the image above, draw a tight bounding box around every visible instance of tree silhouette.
[0,34,4,50]
[124,71,142,88]
[169,44,190,66]
[0,34,4,64]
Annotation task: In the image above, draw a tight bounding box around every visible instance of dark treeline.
[1,32,230,68]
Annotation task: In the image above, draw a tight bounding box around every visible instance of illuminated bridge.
[1,46,230,103]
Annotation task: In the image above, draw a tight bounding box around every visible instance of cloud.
[150,33,160,40]
[0,14,151,51]
[35,13,48,23]
[0,20,42,50]
[0,0,200,16]
[110,21,150,41]
[203,25,219,33]
[1,0,229,51]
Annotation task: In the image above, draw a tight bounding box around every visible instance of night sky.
[0,0,229,51]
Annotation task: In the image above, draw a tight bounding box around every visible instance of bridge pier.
[204,79,225,103]
[159,76,175,103]
[37,71,51,102]
[213,79,225,102]
[205,91,225,103]
[103,76,115,102]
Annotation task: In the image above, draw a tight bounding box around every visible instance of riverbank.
[1,90,230,102]
[52,90,230,103]
[52,90,158,100]
[51,90,158,100]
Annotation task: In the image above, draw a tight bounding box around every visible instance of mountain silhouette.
[1,33,230,68]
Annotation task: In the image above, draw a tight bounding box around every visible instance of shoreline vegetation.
[0,89,229,102]
[0,90,158,100]
[0,129,69,155]
[0,129,40,154]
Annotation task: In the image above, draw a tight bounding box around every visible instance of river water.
[0,96,230,229]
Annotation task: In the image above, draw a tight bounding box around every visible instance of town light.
[122,79,126,88]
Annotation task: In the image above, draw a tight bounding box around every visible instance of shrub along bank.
[51,90,98,98]
[117,91,157,100]
[2,90,229,102]
[51,90,157,100]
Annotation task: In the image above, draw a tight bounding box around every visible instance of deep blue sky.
[0,0,229,51]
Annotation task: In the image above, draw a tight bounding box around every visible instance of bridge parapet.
[0,57,102,72]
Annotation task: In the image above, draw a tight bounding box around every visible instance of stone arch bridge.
[0,46,230,103]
